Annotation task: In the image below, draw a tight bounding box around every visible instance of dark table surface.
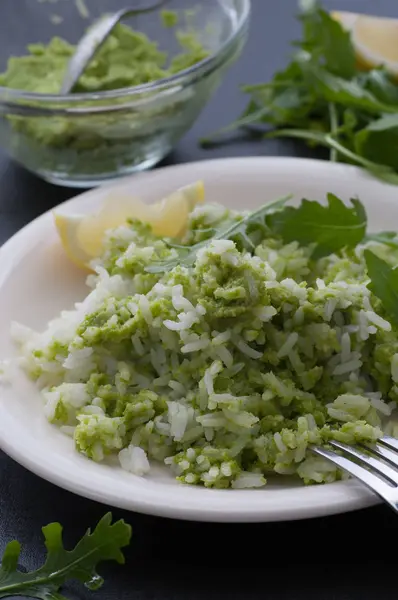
[2,1,398,599]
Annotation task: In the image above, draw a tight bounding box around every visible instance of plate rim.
[0,157,384,522]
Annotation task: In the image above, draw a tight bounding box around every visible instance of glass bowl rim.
[0,0,250,107]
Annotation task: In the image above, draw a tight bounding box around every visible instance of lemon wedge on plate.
[332,11,398,78]
[54,180,205,270]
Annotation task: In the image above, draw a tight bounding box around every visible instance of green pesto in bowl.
[0,13,208,94]
[0,2,249,186]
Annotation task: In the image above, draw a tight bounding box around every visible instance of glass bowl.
[0,0,250,187]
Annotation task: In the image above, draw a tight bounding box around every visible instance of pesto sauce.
[0,16,208,94]
[0,12,210,178]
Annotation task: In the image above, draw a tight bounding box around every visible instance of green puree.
[0,17,208,93]
[0,12,209,178]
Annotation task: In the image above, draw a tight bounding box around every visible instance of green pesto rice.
[11,196,398,489]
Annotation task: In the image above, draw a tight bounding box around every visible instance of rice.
[392,354,398,383]
[11,200,398,489]
[212,330,231,345]
[333,359,362,376]
[365,311,391,331]
[119,446,150,476]
[168,380,185,396]
[234,339,263,359]
[369,396,393,416]
[232,472,266,489]
[254,306,277,322]
[214,345,234,368]
[168,402,189,441]
[340,332,351,363]
[181,337,210,353]
[277,332,298,358]
[324,298,337,322]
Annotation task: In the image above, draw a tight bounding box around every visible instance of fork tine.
[363,442,398,469]
[329,440,398,486]
[379,435,398,452]
[311,446,394,505]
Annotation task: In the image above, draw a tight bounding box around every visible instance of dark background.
[1,1,398,598]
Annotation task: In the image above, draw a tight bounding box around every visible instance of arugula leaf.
[145,195,292,273]
[300,62,398,115]
[299,1,356,78]
[360,68,398,106]
[365,250,398,325]
[365,231,398,249]
[200,59,323,144]
[147,194,370,272]
[200,0,398,185]
[266,193,367,259]
[0,513,131,599]
[328,102,338,161]
[266,128,398,185]
[355,115,398,171]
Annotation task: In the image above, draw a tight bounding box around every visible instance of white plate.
[1,157,397,523]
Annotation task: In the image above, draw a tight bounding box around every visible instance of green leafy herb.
[145,195,291,273]
[301,62,398,115]
[266,128,398,185]
[365,250,398,324]
[146,191,398,329]
[266,193,367,259]
[360,69,398,106]
[0,513,131,599]
[354,115,398,171]
[147,193,370,271]
[201,0,398,184]
[365,231,398,249]
[298,0,356,79]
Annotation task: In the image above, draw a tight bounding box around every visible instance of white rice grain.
[274,432,287,452]
[119,446,150,476]
[181,337,210,353]
[324,299,337,322]
[168,402,189,441]
[333,359,362,376]
[131,333,144,356]
[169,380,186,395]
[277,332,298,358]
[254,306,277,322]
[232,472,266,489]
[364,311,391,332]
[340,332,351,363]
[392,354,398,383]
[235,339,262,359]
[215,345,234,368]
[370,396,393,416]
[138,295,153,325]
[171,285,195,312]
[212,331,231,345]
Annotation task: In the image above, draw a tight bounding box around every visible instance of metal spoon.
[60,0,170,95]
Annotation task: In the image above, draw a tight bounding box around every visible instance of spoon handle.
[60,9,126,95]
[60,0,170,95]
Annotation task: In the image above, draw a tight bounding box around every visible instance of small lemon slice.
[54,180,205,270]
[150,181,205,238]
[333,11,398,78]
[54,213,92,270]
[75,195,154,259]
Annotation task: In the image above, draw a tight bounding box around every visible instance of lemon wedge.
[54,213,92,270]
[54,180,205,270]
[332,11,398,78]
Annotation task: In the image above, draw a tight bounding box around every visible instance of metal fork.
[312,436,398,512]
